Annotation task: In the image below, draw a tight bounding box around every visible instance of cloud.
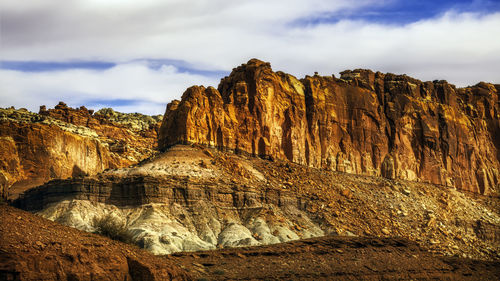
[275,12,500,84]
[0,62,219,114]
[1,0,499,114]
[0,0,378,63]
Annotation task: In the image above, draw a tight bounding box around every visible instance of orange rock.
[341,189,352,199]
[159,59,499,195]
[0,104,161,199]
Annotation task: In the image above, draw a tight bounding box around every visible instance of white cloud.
[273,12,500,85]
[0,0,379,63]
[1,1,499,114]
[0,62,219,114]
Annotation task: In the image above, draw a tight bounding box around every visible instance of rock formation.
[0,104,162,199]
[14,146,325,255]
[159,59,499,194]
[6,59,500,261]
[13,145,500,260]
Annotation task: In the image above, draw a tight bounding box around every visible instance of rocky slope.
[170,236,500,280]
[3,203,498,280]
[159,59,499,195]
[14,145,500,261]
[6,59,500,271]
[0,103,162,200]
[0,204,190,280]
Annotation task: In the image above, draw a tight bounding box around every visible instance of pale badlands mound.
[3,203,499,280]
[16,145,500,261]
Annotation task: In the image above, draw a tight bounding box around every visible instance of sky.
[1,0,499,115]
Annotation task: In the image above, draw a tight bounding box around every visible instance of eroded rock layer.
[14,145,500,260]
[159,59,499,194]
[0,104,162,199]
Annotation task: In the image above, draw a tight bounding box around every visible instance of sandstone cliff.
[159,59,499,194]
[0,104,162,199]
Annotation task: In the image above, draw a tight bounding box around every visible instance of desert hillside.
[0,204,189,280]
[3,204,499,280]
[15,144,500,260]
[2,59,499,280]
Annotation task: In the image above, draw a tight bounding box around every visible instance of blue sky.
[0,59,227,77]
[1,0,499,114]
[299,0,500,25]
[0,61,117,72]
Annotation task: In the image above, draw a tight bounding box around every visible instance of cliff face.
[0,104,162,199]
[159,59,499,194]
[0,121,118,199]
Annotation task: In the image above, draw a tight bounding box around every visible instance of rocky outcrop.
[40,103,163,135]
[159,59,499,194]
[14,146,325,255]
[0,104,162,199]
[14,145,500,260]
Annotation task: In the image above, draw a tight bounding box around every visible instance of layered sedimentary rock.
[159,59,499,194]
[13,145,500,260]
[14,146,326,255]
[0,104,162,199]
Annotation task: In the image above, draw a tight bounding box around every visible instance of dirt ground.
[167,235,500,280]
[0,204,189,281]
